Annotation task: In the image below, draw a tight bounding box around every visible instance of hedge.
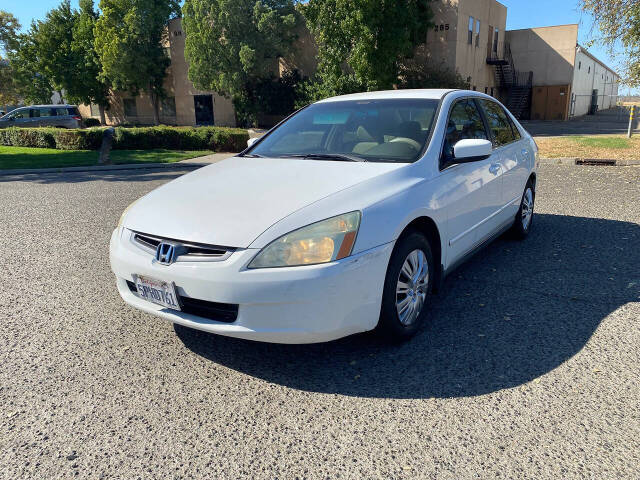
[0,126,249,152]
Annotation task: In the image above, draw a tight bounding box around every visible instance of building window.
[163,47,171,59]
[588,66,591,73]
[475,19,480,46]
[123,98,137,117]
[90,104,100,117]
[468,17,474,44]
[578,61,581,70]
[472,85,477,91]
[493,28,499,53]
[160,96,176,117]
[485,87,488,94]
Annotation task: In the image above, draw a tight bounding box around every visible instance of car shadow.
[174,213,640,399]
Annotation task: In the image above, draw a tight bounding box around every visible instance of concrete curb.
[539,157,640,166]
[0,161,206,177]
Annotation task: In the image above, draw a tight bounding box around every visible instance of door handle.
[521,149,529,156]
[489,164,501,175]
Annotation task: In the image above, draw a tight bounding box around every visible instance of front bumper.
[109,228,393,343]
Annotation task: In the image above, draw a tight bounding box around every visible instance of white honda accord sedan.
[110,89,537,344]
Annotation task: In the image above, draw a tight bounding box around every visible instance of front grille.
[126,280,238,323]
[131,231,234,262]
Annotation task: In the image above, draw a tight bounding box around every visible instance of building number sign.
[434,24,450,31]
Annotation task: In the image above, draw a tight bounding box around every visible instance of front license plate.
[133,275,181,311]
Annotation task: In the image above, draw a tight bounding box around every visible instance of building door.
[194,95,214,125]
[589,89,598,115]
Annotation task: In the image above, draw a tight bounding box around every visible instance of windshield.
[247,98,440,163]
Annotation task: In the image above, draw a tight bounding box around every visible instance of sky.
[2,0,637,95]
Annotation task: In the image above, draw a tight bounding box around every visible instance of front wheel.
[511,182,535,239]
[377,231,434,341]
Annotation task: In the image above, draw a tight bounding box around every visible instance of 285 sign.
[434,23,450,31]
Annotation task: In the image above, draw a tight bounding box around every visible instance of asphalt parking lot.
[1,164,639,479]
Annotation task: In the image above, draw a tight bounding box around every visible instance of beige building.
[80,5,615,125]
[506,25,619,120]
[423,0,507,96]
[79,18,236,127]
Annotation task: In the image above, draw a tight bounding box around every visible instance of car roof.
[316,89,458,104]
[28,104,77,108]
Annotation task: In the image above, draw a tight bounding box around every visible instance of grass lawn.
[535,135,640,160]
[0,146,214,170]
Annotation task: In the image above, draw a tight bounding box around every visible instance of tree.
[69,0,110,124]
[35,0,77,103]
[9,24,55,105]
[0,11,21,107]
[581,0,640,87]
[300,0,433,102]
[182,0,298,126]
[398,58,470,90]
[95,0,180,125]
[0,10,20,53]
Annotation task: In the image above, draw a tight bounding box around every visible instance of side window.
[39,108,54,117]
[508,116,521,140]
[442,99,488,162]
[54,107,68,116]
[10,109,28,120]
[30,109,40,118]
[478,99,515,147]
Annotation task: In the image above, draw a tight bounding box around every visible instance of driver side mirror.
[453,139,492,162]
[247,137,258,148]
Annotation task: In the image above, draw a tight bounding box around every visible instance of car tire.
[377,231,434,341]
[511,180,535,239]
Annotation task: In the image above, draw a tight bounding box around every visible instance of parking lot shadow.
[175,214,639,399]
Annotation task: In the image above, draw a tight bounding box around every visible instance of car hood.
[123,156,405,247]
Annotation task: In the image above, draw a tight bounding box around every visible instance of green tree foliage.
[69,0,110,124]
[95,0,180,125]
[9,24,55,105]
[581,0,640,87]
[0,10,20,53]
[300,0,433,102]
[182,0,298,126]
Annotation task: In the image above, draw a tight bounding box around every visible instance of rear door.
[52,107,70,127]
[477,99,523,228]
[439,98,503,265]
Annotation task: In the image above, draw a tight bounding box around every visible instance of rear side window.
[478,99,515,147]
[39,108,55,117]
[30,109,40,118]
[54,107,68,116]
[442,99,488,162]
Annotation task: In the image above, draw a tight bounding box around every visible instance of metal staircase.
[487,44,533,120]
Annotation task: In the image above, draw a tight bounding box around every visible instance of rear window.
[67,107,80,116]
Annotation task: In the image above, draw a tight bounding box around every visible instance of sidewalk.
[0,152,237,176]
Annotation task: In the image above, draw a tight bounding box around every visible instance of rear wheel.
[377,231,434,341]
[511,181,535,239]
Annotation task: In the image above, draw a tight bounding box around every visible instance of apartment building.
[423,0,507,96]
[78,18,236,127]
[79,4,618,126]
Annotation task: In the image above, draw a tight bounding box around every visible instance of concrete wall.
[571,47,619,117]
[506,25,578,86]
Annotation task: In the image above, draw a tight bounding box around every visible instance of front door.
[194,95,214,125]
[439,98,503,267]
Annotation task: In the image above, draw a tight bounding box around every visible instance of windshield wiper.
[240,153,263,158]
[282,153,366,162]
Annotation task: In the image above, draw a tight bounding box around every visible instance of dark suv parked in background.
[0,105,83,129]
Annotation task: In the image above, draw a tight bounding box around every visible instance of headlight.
[117,199,140,229]
[248,211,361,268]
